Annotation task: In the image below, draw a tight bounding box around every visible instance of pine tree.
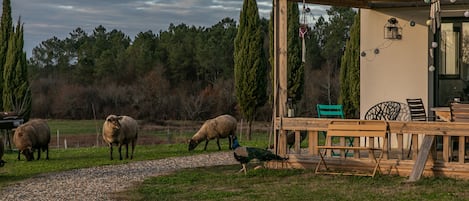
[3,18,31,120]
[0,0,13,111]
[234,0,267,140]
[339,12,360,118]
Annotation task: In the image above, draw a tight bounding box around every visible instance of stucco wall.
[360,8,430,119]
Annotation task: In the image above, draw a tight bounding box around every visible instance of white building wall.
[360,8,430,119]
[360,8,430,148]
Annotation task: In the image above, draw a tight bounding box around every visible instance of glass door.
[436,20,469,106]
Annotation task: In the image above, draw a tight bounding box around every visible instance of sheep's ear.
[117,116,123,120]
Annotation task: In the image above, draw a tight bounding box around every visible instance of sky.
[8,0,329,57]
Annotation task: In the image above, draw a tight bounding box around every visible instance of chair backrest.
[364,101,401,121]
[406,98,427,121]
[450,102,469,122]
[317,104,344,119]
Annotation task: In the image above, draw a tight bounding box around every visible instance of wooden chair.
[449,102,469,162]
[450,103,469,122]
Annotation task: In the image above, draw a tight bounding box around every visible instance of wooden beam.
[407,135,434,182]
[273,0,289,156]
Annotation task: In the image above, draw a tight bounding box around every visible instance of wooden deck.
[267,118,469,179]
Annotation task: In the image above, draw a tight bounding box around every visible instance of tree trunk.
[248,119,252,140]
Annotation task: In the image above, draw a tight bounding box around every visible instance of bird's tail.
[266,152,289,161]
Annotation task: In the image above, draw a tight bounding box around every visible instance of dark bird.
[232,136,288,174]
[287,131,307,149]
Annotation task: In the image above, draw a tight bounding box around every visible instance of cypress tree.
[3,18,31,120]
[287,2,304,103]
[339,12,360,118]
[0,0,13,111]
[234,0,267,140]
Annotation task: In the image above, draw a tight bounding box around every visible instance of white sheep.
[188,114,237,151]
[102,115,138,160]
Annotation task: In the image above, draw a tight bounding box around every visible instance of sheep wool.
[102,115,138,160]
[188,114,237,151]
[13,119,51,161]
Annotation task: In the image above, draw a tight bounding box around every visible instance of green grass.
[0,119,274,189]
[47,119,102,135]
[7,120,469,200]
[116,166,469,201]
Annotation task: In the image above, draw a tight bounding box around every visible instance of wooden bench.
[314,120,389,177]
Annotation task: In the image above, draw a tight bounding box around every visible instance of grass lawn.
[116,165,469,201]
[4,119,469,200]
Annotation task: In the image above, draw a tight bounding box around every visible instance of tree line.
[25,5,357,122]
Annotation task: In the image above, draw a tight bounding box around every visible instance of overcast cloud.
[8,0,328,57]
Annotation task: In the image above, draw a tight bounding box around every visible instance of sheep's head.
[21,147,34,161]
[188,139,200,151]
[106,115,123,133]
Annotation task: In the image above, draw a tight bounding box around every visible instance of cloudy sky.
[9,0,328,57]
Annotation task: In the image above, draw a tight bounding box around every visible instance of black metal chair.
[406,98,437,158]
[364,101,401,121]
[364,101,401,149]
[406,98,435,121]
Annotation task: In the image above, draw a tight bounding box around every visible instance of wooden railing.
[274,117,469,164]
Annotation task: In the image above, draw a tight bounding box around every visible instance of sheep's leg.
[216,138,221,150]
[228,135,233,150]
[118,144,123,160]
[109,144,114,160]
[204,139,209,151]
[17,151,20,160]
[130,140,135,159]
[125,143,129,159]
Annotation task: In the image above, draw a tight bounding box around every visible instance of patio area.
[268,117,469,179]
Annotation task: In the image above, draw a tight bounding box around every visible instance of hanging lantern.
[384,17,402,39]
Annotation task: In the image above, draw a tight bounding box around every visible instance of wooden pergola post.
[273,0,288,157]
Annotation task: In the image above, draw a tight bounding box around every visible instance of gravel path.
[0,151,239,201]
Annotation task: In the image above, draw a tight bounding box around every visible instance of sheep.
[13,119,51,161]
[0,136,5,167]
[102,115,138,160]
[188,114,237,151]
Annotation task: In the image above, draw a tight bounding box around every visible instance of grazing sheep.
[13,119,51,161]
[188,114,237,151]
[0,136,5,167]
[102,115,138,160]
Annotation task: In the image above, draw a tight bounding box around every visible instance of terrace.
[271,0,469,180]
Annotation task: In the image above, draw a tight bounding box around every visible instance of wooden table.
[431,107,450,122]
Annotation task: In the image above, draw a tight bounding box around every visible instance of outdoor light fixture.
[384,17,402,40]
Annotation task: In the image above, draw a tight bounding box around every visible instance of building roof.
[294,0,469,8]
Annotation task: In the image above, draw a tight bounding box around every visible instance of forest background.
[26,5,356,122]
